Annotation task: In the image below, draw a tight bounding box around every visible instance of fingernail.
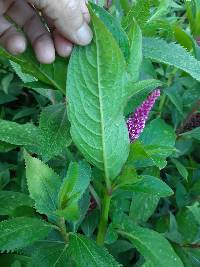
[75,23,93,45]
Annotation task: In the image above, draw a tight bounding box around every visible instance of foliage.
[0,1,200,266]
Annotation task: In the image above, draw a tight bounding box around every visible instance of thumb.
[29,0,93,45]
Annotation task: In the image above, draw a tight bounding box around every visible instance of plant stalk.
[58,217,69,243]
[96,191,111,246]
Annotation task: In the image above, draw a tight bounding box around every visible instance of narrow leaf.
[57,161,91,221]
[25,153,61,218]
[143,37,200,82]
[127,21,142,81]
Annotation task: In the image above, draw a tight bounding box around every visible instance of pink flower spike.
[127,89,161,143]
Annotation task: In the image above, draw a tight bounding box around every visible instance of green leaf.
[68,233,121,267]
[91,3,129,60]
[1,73,14,94]
[123,0,150,29]
[176,203,200,243]
[140,118,176,151]
[116,166,138,187]
[0,141,16,152]
[0,119,41,151]
[175,246,200,267]
[0,47,67,93]
[119,225,184,267]
[180,127,200,141]
[129,192,159,223]
[31,243,71,267]
[25,153,61,218]
[0,190,34,216]
[127,79,163,99]
[174,26,194,51]
[39,103,71,161]
[128,118,176,169]
[121,175,173,197]
[165,86,183,116]
[171,159,188,181]
[81,209,100,237]
[58,162,79,209]
[0,217,52,252]
[187,202,200,224]
[0,254,30,267]
[186,0,200,37]
[143,37,200,82]
[57,161,91,221]
[125,79,163,114]
[67,10,129,181]
[127,21,142,81]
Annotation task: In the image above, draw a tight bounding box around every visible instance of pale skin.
[0,0,93,63]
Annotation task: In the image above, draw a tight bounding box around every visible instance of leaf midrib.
[93,24,109,182]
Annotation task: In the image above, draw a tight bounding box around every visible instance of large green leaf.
[68,233,121,267]
[31,243,71,267]
[119,224,184,267]
[39,103,71,161]
[25,153,61,218]
[67,10,129,182]
[143,37,200,82]
[0,217,52,252]
[0,47,67,93]
[0,191,34,216]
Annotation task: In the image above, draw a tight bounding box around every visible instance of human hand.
[0,0,92,63]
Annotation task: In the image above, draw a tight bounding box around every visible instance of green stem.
[158,94,166,114]
[96,191,112,246]
[58,217,69,243]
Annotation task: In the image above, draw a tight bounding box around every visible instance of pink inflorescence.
[127,89,161,143]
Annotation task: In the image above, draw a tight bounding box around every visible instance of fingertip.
[34,35,55,64]
[53,32,73,57]
[5,34,26,55]
[75,23,93,46]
